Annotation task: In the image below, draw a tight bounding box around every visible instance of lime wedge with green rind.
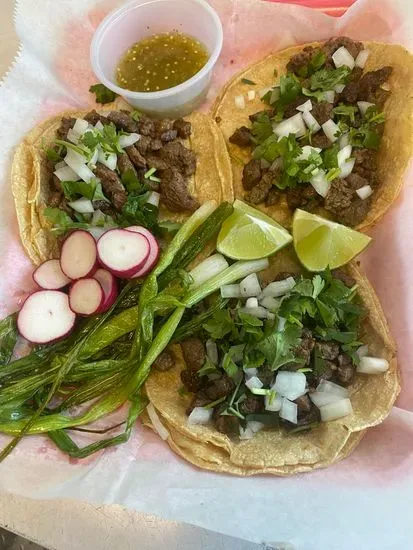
[292,209,371,271]
[217,200,292,260]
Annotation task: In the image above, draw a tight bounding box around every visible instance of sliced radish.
[17,290,76,344]
[33,259,71,290]
[69,278,104,316]
[93,268,118,312]
[60,230,98,280]
[97,228,150,278]
[124,226,160,278]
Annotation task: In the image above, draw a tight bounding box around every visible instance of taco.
[144,248,399,475]
[213,38,413,231]
[11,99,233,264]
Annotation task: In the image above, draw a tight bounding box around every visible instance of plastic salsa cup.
[90,0,223,118]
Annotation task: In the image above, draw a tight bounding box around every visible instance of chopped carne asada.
[229,36,392,226]
[44,109,199,233]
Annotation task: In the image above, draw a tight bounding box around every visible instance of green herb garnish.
[89,83,118,105]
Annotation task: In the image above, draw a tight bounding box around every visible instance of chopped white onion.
[244,367,258,377]
[273,113,306,138]
[337,144,352,165]
[280,398,298,424]
[274,371,307,401]
[87,147,99,169]
[296,99,312,112]
[234,94,246,109]
[334,83,346,93]
[146,191,160,207]
[310,169,330,197]
[316,380,349,398]
[54,160,66,170]
[332,46,355,69]
[147,403,169,440]
[310,391,343,408]
[381,82,391,91]
[239,306,268,319]
[95,120,104,131]
[356,184,373,200]
[277,316,286,332]
[337,144,355,178]
[357,101,375,116]
[265,393,282,412]
[67,128,80,145]
[119,133,141,148]
[245,297,259,308]
[339,158,355,179]
[206,339,219,364]
[355,49,370,69]
[302,110,321,133]
[298,145,322,161]
[190,254,229,288]
[259,296,281,312]
[53,165,80,182]
[68,198,94,214]
[322,119,340,142]
[356,344,369,358]
[239,273,261,297]
[98,150,117,171]
[247,421,264,433]
[258,277,295,299]
[64,149,95,183]
[73,118,89,136]
[322,90,335,103]
[357,356,389,374]
[319,398,353,422]
[91,209,106,226]
[246,376,263,391]
[259,86,272,99]
[247,90,256,101]
[188,407,213,426]
[220,284,242,298]
[339,132,350,149]
[239,426,254,440]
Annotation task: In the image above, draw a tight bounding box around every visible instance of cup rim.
[90,0,223,100]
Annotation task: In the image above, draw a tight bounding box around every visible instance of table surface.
[0,1,348,548]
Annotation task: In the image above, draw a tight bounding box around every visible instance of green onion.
[250,388,273,396]
[144,167,157,178]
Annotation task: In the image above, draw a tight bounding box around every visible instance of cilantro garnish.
[89,83,118,105]
[310,66,351,92]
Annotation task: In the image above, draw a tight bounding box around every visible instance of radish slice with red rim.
[97,229,150,278]
[69,278,104,316]
[125,226,160,278]
[60,230,98,280]
[17,290,76,344]
[93,268,118,312]
[33,259,71,290]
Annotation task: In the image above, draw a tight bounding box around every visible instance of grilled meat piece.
[94,163,127,211]
[160,167,199,212]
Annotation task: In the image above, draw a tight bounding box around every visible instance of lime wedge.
[292,209,371,271]
[217,200,292,260]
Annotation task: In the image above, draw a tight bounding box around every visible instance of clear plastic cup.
[90,0,223,118]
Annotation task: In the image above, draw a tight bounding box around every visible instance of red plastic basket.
[270,0,357,16]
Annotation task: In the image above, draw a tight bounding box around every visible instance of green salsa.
[116,31,209,93]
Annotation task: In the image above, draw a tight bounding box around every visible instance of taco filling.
[155,265,390,439]
[227,37,392,227]
[45,109,199,233]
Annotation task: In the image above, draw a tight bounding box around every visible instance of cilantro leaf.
[310,66,351,91]
[333,104,357,123]
[297,50,327,78]
[312,275,325,299]
[237,312,263,327]
[121,169,143,192]
[45,146,64,163]
[120,190,158,231]
[80,130,100,150]
[89,83,118,105]
[251,113,274,144]
[131,110,142,121]
[197,357,218,377]
[203,310,235,340]
[60,180,97,201]
[222,353,239,379]
[256,324,302,371]
[279,74,302,105]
